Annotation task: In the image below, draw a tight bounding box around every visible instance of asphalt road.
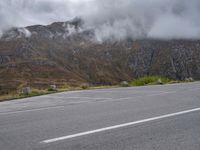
[0,82,200,150]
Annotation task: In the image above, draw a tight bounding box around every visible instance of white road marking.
[147,91,176,96]
[95,91,176,103]
[0,91,176,115]
[0,101,91,115]
[41,107,200,144]
[0,106,65,115]
[49,97,113,100]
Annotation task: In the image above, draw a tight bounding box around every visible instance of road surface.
[0,82,200,150]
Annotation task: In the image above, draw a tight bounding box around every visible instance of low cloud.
[0,0,200,41]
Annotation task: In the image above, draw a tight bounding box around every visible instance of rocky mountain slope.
[0,18,200,94]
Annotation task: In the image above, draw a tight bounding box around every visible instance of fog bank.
[0,0,200,41]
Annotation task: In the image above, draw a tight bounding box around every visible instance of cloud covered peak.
[0,0,200,41]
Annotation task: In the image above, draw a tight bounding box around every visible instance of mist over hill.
[1,0,200,41]
[0,19,200,94]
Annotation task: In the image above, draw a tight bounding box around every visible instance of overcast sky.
[0,0,200,41]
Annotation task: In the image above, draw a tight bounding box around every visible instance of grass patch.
[0,78,187,102]
[80,83,90,90]
[130,76,172,86]
[20,89,55,97]
[0,85,117,102]
[0,89,55,102]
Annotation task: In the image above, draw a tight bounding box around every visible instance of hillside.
[0,19,200,94]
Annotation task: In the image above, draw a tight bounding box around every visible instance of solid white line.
[41,107,200,144]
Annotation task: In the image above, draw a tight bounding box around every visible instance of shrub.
[81,83,89,89]
[61,84,70,89]
[130,76,171,86]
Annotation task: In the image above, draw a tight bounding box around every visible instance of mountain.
[0,18,200,94]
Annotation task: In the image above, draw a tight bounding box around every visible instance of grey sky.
[0,0,200,40]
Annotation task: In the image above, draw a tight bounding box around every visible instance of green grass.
[129,76,172,86]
